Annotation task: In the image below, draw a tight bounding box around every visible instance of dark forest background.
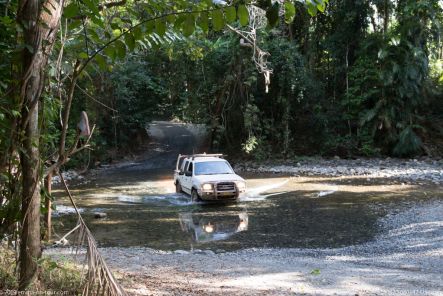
[2,0,443,168]
[72,1,443,163]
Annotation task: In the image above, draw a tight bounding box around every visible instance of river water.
[52,167,442,252]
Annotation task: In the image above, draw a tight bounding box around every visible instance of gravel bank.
[47,200,443,295]
[234,158,443,185]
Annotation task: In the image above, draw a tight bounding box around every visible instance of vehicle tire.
[191,189,201,202]
[175,182,182,193]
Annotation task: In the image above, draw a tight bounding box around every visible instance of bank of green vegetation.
[70,1,443,163]
[2,1,442,172]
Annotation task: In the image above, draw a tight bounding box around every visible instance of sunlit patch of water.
[315,190,337,198]
[247,178,290,195]
[117,195,143,203]
[118,193,194,206]
[240,179,290,201]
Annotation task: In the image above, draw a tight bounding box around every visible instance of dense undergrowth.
[0,246,83,293]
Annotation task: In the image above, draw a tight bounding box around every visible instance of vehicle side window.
[178,158,184,171]
[183,161,189,172]
[187,162,193,174]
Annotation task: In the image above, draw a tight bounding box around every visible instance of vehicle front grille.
[217,182,235,191]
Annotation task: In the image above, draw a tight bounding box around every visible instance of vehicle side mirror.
[185,171,192,177]
[178,171,184,175]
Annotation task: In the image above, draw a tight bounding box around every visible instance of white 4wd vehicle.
[174,154,246,202]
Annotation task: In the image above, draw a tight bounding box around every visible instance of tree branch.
[78,6,232,74]
[76,84,118,112]
[98,0,127,10]
[44,125,96,177]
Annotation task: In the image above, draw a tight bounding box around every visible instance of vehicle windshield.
[194,161,234,175]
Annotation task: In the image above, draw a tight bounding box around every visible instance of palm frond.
[57,172,127,296]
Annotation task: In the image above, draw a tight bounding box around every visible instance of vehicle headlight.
[238,219,248,230]
[204,223,214,233]
[235,181,246,190]
[202,183,213,191]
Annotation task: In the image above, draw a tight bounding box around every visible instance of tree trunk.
[346,43,351,136]
[17,0,63,289]
[383,0,389,36]
[44,172,52,241]
[19,102,42,289]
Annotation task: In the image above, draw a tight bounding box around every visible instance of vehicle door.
[181,161,193,194]
[174,156,184,182]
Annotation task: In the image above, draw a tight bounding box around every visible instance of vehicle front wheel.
[175,182,182,193]
[191,189,201,202]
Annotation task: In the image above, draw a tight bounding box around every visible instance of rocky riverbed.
[234,157,443,185]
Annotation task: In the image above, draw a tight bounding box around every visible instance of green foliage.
[0,247,83,292]
[242,103,267,158]
[266,2,280,27]
[87,0,442,159]
[37,257,83,292]
[225,6,237,23]
[393,126,423,157]
[212,9,225,31]
[242,135,258,154]
[237,5,249,26]
[310,268,321,275]
[350,0,438,156]
[284,2,296,24]
[0,0,22,236]
[0,246,17,289]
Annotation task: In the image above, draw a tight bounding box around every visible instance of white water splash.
[118,179,291,205]
[315,190,336,197]
[312,184,339,198]
[118,193,193,206]
[118,195,143,203]
[143,193,193,206]
[52,205,84,217]
[240,179,290,202]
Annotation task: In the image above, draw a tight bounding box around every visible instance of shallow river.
[52,167,442,252]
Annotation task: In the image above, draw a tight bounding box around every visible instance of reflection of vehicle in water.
[179,211,248,242]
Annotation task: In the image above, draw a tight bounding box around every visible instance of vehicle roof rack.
[191,153,225,160]
[178,153,226,160]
